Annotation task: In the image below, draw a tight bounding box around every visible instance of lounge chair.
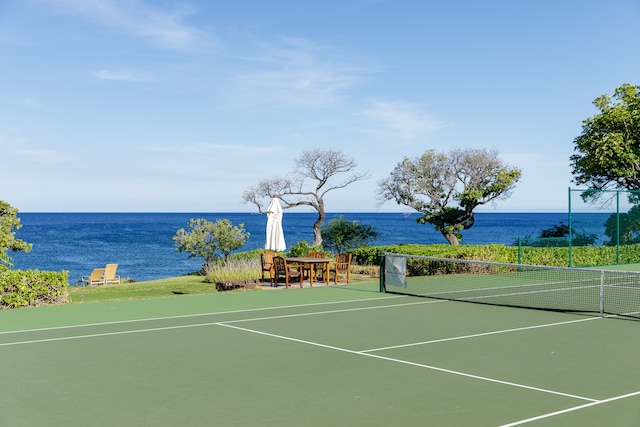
[104,263,121,285]
[271,256,303,288]
[330,253,352,284]
[76,268,105,286]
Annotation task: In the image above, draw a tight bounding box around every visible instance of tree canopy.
[603,205,640,246]
[242,148,369,246]
[173,218,249,274]
[0,200,32,270]
[570,83,640,196]
[377,148,521,244]
[320,216,378,253]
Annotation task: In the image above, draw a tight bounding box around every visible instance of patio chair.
[330,253,352,284]
[104,263,121,285]
[305,251,326,280]
[271,256,303,288]
[75,268,105,286]
[260,252,278,281]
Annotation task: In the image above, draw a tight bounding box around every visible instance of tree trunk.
[442,232,459,245]
[312,209,325,246]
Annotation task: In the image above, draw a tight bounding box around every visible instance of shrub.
[321,216,378,253]
[204,257,261,284]
[286,241,323,257]
[0,269,69,309]
[347,243,640,268]
[174,218,250,274]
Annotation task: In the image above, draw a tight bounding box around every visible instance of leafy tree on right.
[570,83,640,194]
[570,83,640,245]
[377,148,521,245]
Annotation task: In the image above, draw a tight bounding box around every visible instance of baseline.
[0,294,407,336]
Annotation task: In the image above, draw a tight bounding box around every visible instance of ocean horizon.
[9,212,608,284]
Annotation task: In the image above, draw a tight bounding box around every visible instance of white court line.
[0,294,407,336]
[0,299,443,347]
[218,322,597,403]
[220,299,446,324]
[0,321,222,347]
[361,316,599,353]
[500,390,640,426]
[2,298,606,405]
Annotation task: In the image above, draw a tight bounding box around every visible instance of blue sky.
[2,0,639,213]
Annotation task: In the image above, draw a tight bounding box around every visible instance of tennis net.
[381,253,640,319]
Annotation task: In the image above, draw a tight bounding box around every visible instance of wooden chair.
[260,252,278,281]
[271,256,303,288]
[330,253,352,284]
[75,268,105,286]
[305,251,326,280]
[104,263,121,285]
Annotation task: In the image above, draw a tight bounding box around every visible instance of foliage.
[286,240,324,257]
[0,200,32,269]
[347,243,640,269]
[242,148,370,245]
[517,222,597,247]
[570,83,640,195]
[320,215,378,253]
[377,148,521,245]
[205,257,262,284]
[603,205,640,246]
[0,269,68,309]
[173,218,250,273]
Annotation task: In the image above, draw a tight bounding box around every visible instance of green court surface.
[2,281,639,426]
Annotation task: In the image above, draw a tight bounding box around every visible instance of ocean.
[9,212,608,284]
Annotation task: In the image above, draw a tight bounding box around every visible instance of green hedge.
[348,243,640,268]
[0,270,69,309]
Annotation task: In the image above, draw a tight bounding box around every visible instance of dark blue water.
[9,212,608,283]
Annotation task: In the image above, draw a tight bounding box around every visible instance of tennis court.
[2,279,640,426]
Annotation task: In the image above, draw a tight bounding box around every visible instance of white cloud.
[21,98,46,108]
[359,100,442,139]
[93,69,153,82]
[45,0,212,50]
[15,147,70,164]
[233,37,373,108]
[143,143,283,154]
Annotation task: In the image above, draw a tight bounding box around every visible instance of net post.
[600,270,605,317]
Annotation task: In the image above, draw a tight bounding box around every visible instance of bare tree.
[243,148,369,245]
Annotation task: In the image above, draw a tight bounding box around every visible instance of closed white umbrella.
[265,196,286,251]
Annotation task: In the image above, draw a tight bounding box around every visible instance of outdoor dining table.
[284,257,332,286]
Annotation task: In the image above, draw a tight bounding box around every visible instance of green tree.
[242,148,369,246]
[518,222,597,247]
[173,218,249,274]
[570,83,640,195]
[321,216,379,253]
[0,200,32,270]
[377,148,521,245]
[603,205,640,246]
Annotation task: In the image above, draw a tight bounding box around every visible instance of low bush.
[0,269,69,309]
[204,257,262,284]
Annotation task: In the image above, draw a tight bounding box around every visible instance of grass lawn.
[67,275,221,303]
[67,271,377,304]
